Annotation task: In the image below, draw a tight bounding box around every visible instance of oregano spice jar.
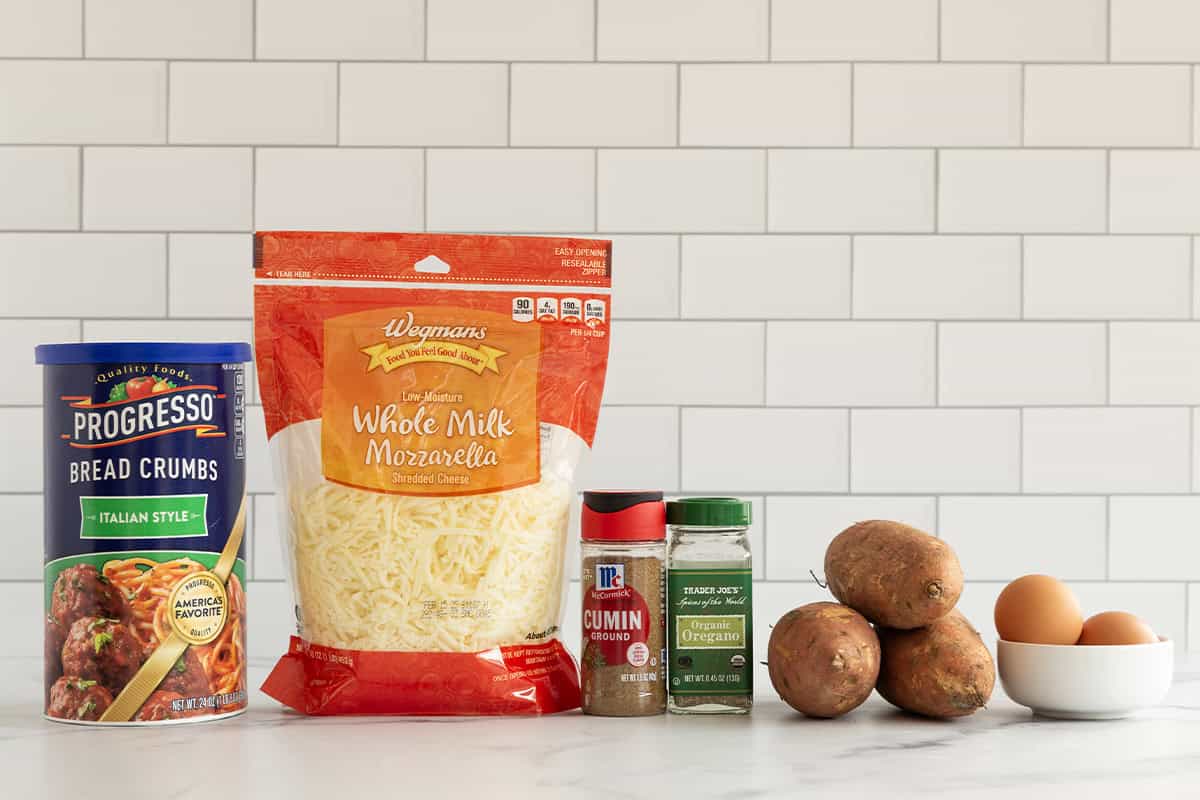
[667,497,754,714]
[580,491,666,717]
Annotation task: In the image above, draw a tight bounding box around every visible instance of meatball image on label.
[47,677,114,722]
[45,615,66,700]
[159,648,212,699]
[60,616,144,693]
[50,564,131,630]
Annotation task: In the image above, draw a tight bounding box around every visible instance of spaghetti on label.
[255,231,612,715]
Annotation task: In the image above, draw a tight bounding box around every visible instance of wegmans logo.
[362,311,507,375]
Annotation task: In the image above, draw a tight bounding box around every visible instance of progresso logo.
[596,563,625,591]
[58,378,227,449]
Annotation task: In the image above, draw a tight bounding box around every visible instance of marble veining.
[2,657,1198,799]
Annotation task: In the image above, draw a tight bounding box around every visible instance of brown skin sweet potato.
[768,602,880,719]
[824,520,963,629]
[876,610,995,719]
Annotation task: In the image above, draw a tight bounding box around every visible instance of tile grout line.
[506,63,513,147]
[936,0,942,61]
[1106,0,1112,62]
[593,0,598,61]
[1018,235,1025,319]
[1104,496,1111,580]
[76,146,84,230]
[766,0,773,61]
[80,0,86,58]
[164,234,170,317]
[424,0,430,60]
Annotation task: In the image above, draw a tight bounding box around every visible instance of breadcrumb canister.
[36,342,251,725]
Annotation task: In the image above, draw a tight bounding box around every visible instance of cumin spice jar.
[667,497,754,715]
[580,491,666,717]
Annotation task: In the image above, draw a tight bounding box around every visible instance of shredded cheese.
[288,469,570,652]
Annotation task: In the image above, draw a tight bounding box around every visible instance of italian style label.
[321,306,542,496]
[668,569,753,697]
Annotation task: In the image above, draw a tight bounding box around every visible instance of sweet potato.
[824,520,963,629]
[876,610,995,719]
[767,602,880,719]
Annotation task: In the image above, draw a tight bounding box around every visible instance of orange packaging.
[254,231,611,715]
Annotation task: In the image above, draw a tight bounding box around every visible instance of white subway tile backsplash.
[252,494,284,581]
[765,496,937,581]
[512,65,676,147]
[853,236,1021,320]
[84,147,251,231]
[769,150,935,233]
[578,406,680,491]
[1191,586,1200,652]
[1110,151,1200,234]
[1024,237,1192,320]
[0,319,77,404]
[604,321,763,405]
[0,0,80,57]
[257,0,423,60]
[0,408,41,491]
[682,408,848,492]
[428,150,593,233]
[599,150,765,233]
[1110,497,1200,581]
[1024,409,1191,493]
[1025,66,1191,147]
[598,0,768,61]
[939,151,1107,234]
[608,236,679,319]
[772,0,937,61]
[1110,323,1200,405]
[85,0,251,59]
[0,495,40,579]
[341,64,507,147]
[852,410,1020,493]
[939,323,1107,406]
[170,63,337,145]
[82,318,251,345]
[0,61,165,144]
[767,322,935,406]
[3,0,1200,646]
[0,234,164,317]
[941,0,1107,62]
[0,147,78,230]
[428,0,593,61]
[1111,0,1200,62]
[680,64,849,146]
[681,236,850,319]
[245,405,273,495]
[256,148,423,232]
[0,583,41,657]
[939,496,1107,581]
[168,234,253,319]
[854,65,1021,147]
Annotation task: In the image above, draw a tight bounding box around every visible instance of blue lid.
[35,342,252,365]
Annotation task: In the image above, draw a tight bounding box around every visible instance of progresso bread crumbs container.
[36,342,251,725]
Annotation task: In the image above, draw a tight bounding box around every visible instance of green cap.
[666,497,752,527]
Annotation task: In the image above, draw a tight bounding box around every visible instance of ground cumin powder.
[579,491,667,717]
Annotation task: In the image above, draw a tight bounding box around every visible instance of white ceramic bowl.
[997,638,1174,720]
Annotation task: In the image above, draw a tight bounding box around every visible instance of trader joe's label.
[668,569,753,697]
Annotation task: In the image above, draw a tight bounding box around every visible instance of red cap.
[581,491,665,542]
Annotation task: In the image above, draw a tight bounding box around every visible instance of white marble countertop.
[2,656,1198,799]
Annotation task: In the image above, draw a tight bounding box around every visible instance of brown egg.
[1077,611,1158,645]
[994,574,1083,645]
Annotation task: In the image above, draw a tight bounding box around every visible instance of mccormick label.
[40,354,249,724]
[668,569,754,698]
[581,555,665,698]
